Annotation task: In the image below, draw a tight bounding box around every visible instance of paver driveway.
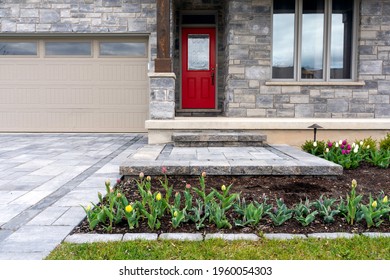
[0,133,145,260]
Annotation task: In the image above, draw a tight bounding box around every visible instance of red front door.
[182,28,216,109]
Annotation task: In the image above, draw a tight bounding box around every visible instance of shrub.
[379,133,390,150]
[301,140,326,156]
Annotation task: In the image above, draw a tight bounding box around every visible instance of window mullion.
[296,0,302,81]
[324,0,331,81]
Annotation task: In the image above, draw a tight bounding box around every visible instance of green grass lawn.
[46,236,390,260]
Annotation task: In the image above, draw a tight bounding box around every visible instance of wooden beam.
[155,0,172,72]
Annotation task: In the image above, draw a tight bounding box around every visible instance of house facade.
[0,0,389,144]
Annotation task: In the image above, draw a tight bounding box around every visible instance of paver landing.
[120,144,342,176]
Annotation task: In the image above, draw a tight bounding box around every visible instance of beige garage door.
[0,37,149,132]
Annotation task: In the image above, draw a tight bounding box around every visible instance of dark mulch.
[72,163,390,235]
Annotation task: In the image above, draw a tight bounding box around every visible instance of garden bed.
[72,163,390,236]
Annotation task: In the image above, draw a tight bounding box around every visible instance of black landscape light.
[308,123,323,142]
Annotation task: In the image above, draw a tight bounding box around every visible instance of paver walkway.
[0,133,146,260]
[0,134,342,260]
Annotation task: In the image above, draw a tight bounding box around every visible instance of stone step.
[172,131,267,147]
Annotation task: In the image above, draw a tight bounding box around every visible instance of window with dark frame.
[272,0,355,81]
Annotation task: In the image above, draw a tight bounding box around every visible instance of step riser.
[172,130,267,147]
[175,141,267,147]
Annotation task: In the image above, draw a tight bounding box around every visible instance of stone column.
[149,73,176,119]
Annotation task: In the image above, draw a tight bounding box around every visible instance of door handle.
[211,72,215,86]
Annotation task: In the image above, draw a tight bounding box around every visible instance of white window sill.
[265,81,366,86]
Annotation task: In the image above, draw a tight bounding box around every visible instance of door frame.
[179,11,218,111]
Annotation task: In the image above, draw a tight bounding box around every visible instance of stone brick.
[20,9,39,18]
[290,95,309,104]
[375,104,390,117]
[256,95,274,108]
[150,101,175,120]
[282,86,301,94]
[1,20,16,32]
[327,99,349,113]
[103,0,122,7]
[234,94,255,103]
[369,95,390,104]
[359,60,383,74]
[378,80,390,94]
[40,9,60,24]
[17,24,36,32]
[295,104,314,118]
[247,109,266,117]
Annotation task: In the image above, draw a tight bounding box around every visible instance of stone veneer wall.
[224,0,390,118]
[0,0,157,62]
[173,0,227,111]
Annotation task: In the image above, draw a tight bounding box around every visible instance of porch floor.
[119,136,342,176]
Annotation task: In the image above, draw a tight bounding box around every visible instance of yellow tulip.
[146,176,151,182]
[173,211,178,217]
[351,179,357,188]
[125,205,133,213]
[221,185,226,191]
[86,205,91,212]
[383,196,388,203]
[156,192,162,201]
[372,201,377,208]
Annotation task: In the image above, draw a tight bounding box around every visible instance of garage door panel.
[0,38,149,132]
[98,63,148,81]
[0,63,41,81]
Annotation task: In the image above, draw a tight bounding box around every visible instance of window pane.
[45,42,91,56]
[0,42,37,55]
[272,0,295,79]
[331,0,353,79]
[188,34,209,70]
[99,42,146,57]
[301,0,324,79]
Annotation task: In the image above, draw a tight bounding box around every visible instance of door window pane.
[0,42,37,55]
[188,34,210,70]
[331,0,353,79]
[272,0,296,79]
[45,42,91,56]
[99,42,146,57]
[301,0,325,79]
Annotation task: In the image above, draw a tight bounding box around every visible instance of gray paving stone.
[0,252,50,260]
[52,189,100,207]
[65,234,123,244]
[123,233,158,241]
[362,232,390,238]
[53,207,86,226]
[10,191,52,205]
[307,232,356,239]
[229,160,273,175]
[0,225,74,253]
[205,233,260,241]
[0,204,31,224]
[190,161,231,175]
[0,191,27,204]
[159,233,204,241]
[263,233,307,240]
[0,229,12,242]
[27,207,69,226]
